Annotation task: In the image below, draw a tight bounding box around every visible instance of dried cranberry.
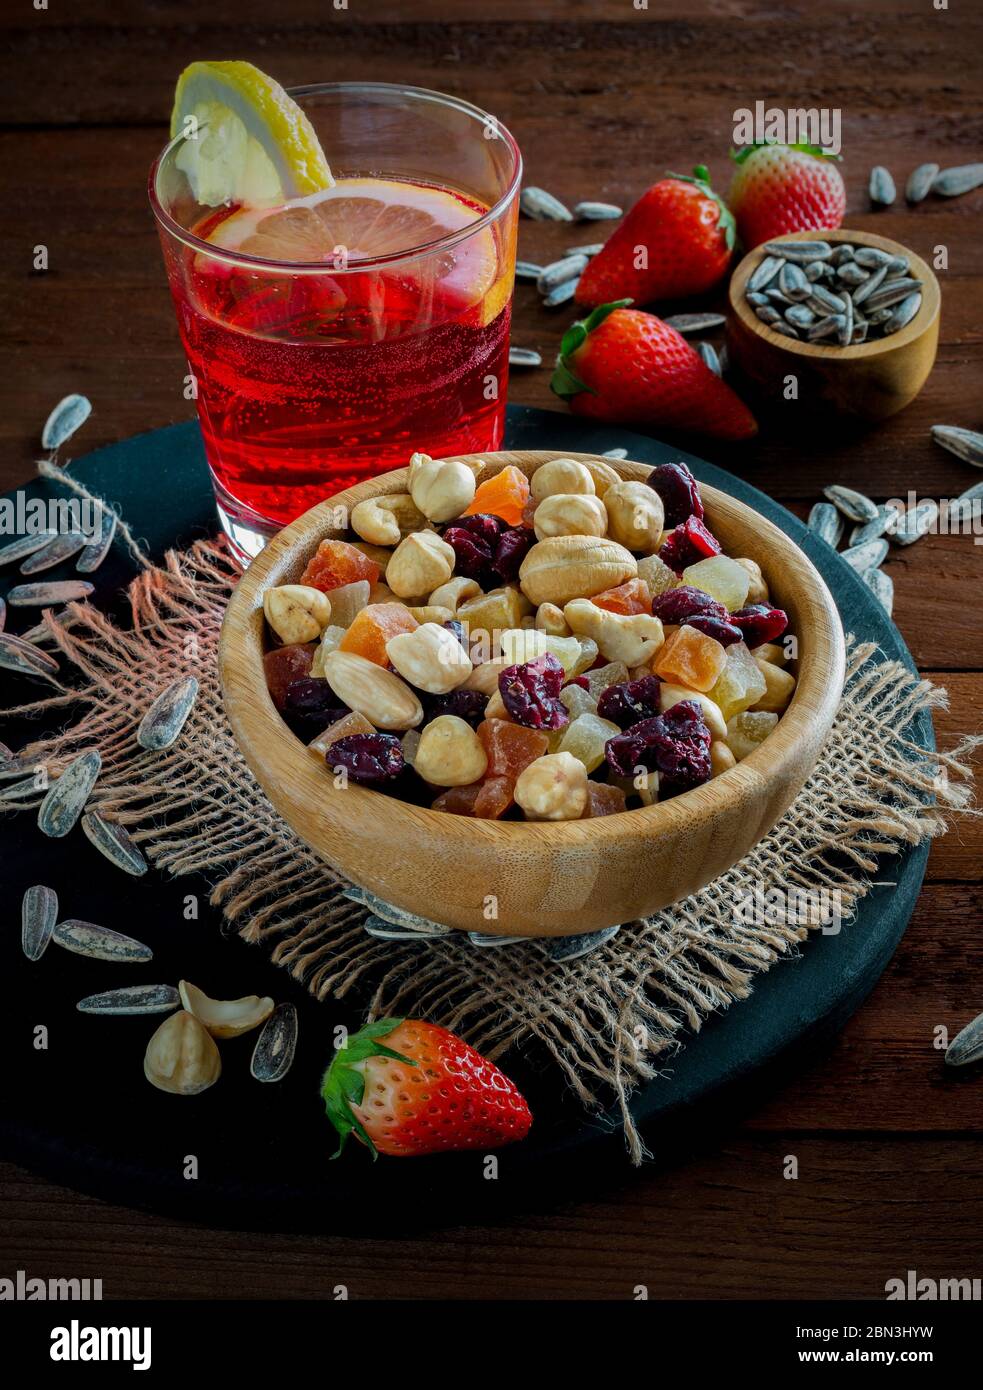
[327,732,404,784]
[730,604,789,648]
[282,678,348,735]
[447,512,503,545]
[499,653,570,731]
[658,516,722,573]
[442,526,493,582]
[442,619,469,650]
[492,525,535,582]
[645,460,704,527]
[651,585,726,624]
[604,700,712,792]
[424,688,489,728]
[597,674,663,729]
[686,614,743,647]
[565,675,590,690]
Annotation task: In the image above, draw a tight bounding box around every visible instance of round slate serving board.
[0,407,931,1233]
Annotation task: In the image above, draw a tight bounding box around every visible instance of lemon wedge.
[170,60,333,207]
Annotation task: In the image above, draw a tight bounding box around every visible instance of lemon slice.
[170,60,333,207]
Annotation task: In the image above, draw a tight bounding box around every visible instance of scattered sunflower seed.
[0,629,60,671]
[841,538,889,571]
[520,186,573,221]
[81,810,149,876]
[949,480,983,523]
[0,530,58,566]
[468,931,532,946]
[824,484,879,523]
[537,254,588,292]
[573,200,622,220]
[748,256,784,292]
[77,983,179,1015]
[850,505,899,547]
[0,596,4,630]
[0,777,44,805]
[892,498,938,546]
[869,166,896,206]
[363,915,438,941]
[6,580,94,606]
[22,885,58,962]
[546,925,621,962]
[19,530,89,575]
[20,611,66,644]
[250,1003,298,1083]
[37,749,101,838]
[697,341,721,375]
[41,394,92,450]
[76,506,117,573]
[931,424,983,468]
[764,240,832,261]
[0,633,60,681]
[663,312,726,334]
[508,347,542,368]
[808,502,844,548]
[566,242,604,256]
[933,163,983,198]
[906,162,939,204]
[136,676,198,751]
[603,448,629,459]
[515,261,545,281]
[864,566,894,616]
[341,886,452,935]
[0,753,46,782]
[53,919,153,963]
[543,278,579,307]
[945,1009,983,1066]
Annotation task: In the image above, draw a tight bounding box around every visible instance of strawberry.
[551,301,757,441]
[728,142,846,249]
[575,165,735,307]
[321,1016,533,1158]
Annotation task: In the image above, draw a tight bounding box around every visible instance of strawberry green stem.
[550,298,632,400]
[320,1016,415,1160]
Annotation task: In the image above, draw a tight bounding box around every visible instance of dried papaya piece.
[339,603,418,666]
[300,539,380,594]
[462,465,530,527]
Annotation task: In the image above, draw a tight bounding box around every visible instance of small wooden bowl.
[219,452,845,937]
[727,229,940,421]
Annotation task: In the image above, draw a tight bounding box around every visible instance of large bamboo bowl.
[219,451,845,937]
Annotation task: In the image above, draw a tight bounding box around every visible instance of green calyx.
[730,141,842,165]
[320,1016,414,1160]
[667,164,737,251]
[549,298,632,400]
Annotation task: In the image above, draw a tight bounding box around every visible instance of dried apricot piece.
[263,643,316,711]
[432,775,512,819]
[300,539,380,594]
[478,718,549,780]
[583,782,627,817]
[591,578,652,615]
[462,465,531,527]
[339,603,418,667]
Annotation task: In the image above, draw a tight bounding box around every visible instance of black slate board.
[0,408,931,1232]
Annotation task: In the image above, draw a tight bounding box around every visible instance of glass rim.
[148,80,522,274]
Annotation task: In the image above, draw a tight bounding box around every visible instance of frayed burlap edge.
[4,536,979,1163]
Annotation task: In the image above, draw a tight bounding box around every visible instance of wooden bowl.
[727,228,940,421]
[219,452,845,937]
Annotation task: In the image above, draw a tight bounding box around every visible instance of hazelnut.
[752,658,796,713]
[563,598,664,667]
[710,741,737,775]
[386,530,455,598]
[513,752,588,821]
[461,655,511,696]
[408,452,477,523]
[414,715,488,786]
[263,584,332,645]
[658,682,728,739]
[530,457,596,503]
[386,622,473,694]
[734,557,770,605]
[144,1010,221,1096]
[533,493,608,541]
[519,535,636,607]
[535,602,571,637]
[603,480,665,554]
[579,457,622,497]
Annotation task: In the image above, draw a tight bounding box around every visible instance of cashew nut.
[563,598,665,667]
[351,493,427,546]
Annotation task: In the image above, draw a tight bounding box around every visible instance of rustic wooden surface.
[2,0,982,1300]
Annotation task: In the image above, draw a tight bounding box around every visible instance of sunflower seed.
[945,1009,983,1065]
[468,931,532,946]
[850,264,889,307]
[22,885,57,962]
[543,278,579,307]
[804,260,829,282]
[853,247,891,268]
[520,186,573,221]
[6,580,93,607]
[850,506,899,546]
[808,314,843,342]
[697,341,721,376]
[363,915,437,941]
[841,538,889,571]
[0,630,60,670]
[546,925,621,962]
[892,498,938,546]
[341,886,452,935]
[906,163,939,204]
[81,810,149,876]
[748,255,784,291]
[764,240,832,261]
[949,481,983,523]
[508,347,542,367]
[38,749,101,837]
[53,919,153,963]
[931,424,983,467]
[0,596,4,630]
[765,287,793,308]
[830,244,855,266]
[746,291,771,307]
[76,507,117,573]
[838,295,854,346]
[933,163,983,198]
[77,983,179,1016]
[869,166,896,206]
[20,611,66,643]
[755,305,782,326]
[136,676,198,750]
[717,344,730,373]
[779,261,811,301]
[886,255,910,276]
[867,306,895,326]
[864,566,894,615]
[41,394,92,450]
[250,1003,298,1082]
[19,530,89,575]
[771,322,800,339]
[566,242,604,256]
[836,261,869,288]
[0,777,44,804]
[881,292,923,336]
[0,530,58,566]
[573,200,622,220]
[808,501,844,547]
[863,278,923,314]
[808,284,847,315]
[515,260,544,281]
[603,448,629,459]
[0,633,60,681]
[824,484,879,523]
[537,254,588,292]
[663,312,726,334]
[0,753,46,781]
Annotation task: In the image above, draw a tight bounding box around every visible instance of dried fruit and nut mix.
[260,454,796,819]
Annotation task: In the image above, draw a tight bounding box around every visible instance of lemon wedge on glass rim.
[170,60,334,207]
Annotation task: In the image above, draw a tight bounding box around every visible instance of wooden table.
[2,1,981,1300]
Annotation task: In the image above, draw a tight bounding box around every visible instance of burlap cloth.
[6,534,979,1161]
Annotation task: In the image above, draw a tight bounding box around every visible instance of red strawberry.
[575,165,735,307]
[728,142,846,249]
[321,1016,532,1158]
[551,301,757,441]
